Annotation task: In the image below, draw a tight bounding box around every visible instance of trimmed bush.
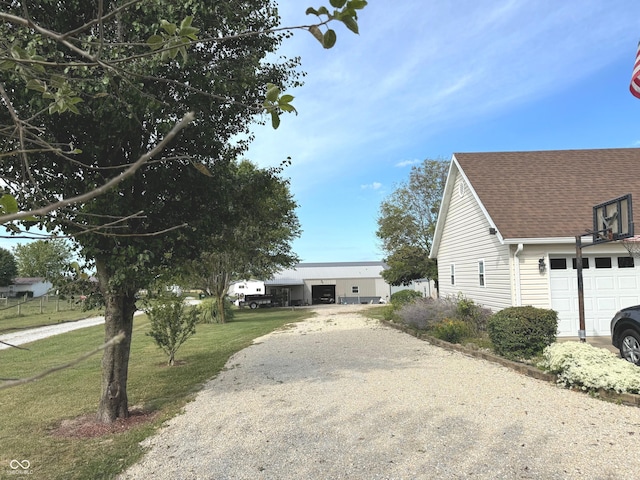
[390,289,423,308]
[431,319,473,344]
[488,306,558,360]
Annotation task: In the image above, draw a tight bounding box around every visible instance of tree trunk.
[215,290,226,324]
[95,258,137,423]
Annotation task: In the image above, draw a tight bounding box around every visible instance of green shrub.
[390,289,423,308]
[430,318,473,344]
[488,306,558,360]
[198,296,234,323]
[145,296,198,365]
[380,304,397,321]
[453,295,492,334]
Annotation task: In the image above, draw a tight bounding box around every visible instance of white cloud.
[395,159,420,168]
[361,182,382,191]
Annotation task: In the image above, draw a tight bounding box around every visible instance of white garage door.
[549,255,640,337]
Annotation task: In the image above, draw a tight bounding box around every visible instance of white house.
[0,277,53,298]
[266,262,392,306]
[430,148,640,337]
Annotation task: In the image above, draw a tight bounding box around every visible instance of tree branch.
[0,111,195,224]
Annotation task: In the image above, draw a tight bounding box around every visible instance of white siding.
[514,245,554,308]
[436,171,512,311]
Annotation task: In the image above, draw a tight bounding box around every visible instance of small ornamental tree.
[145,296,198,366]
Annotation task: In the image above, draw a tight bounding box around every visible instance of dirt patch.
[50,407,159,439]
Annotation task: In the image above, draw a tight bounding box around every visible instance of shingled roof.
[453,148,640,240]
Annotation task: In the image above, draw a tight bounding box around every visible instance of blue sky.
[3,1,640,264]
[244,0,640,263]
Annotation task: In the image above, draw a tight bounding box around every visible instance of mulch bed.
[50,407,159,439]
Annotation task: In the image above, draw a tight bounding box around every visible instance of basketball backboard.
[592,193,633,244]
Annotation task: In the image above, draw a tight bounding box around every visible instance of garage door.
[549,255,640,336]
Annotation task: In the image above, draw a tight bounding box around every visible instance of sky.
[3,1,640,264]
[243,0,640,263]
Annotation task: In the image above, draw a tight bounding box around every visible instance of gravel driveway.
[0,316,105,350]
[119,305,640,479]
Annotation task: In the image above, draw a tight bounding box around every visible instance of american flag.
[631,41,640,99]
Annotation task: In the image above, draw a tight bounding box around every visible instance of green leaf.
[0,194,19,214]
[348,0,368,9]
[270,111,281,129]
[341,15,359,34]
[147,35,164,50]
[180,16,194,29]
[323,29,337,49]
[278,103,296,113]
[317,6,330,15]
[305,7,319,15]
[279,94,294,103]
[330,0,348,7]
[180,26,199,40]
[67,102,81,115]
[0,60,15,71]
[26,79,46,93]
[265,83,280,102]
[160,20,177,35]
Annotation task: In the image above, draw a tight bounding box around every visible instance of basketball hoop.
[621,235,640,259]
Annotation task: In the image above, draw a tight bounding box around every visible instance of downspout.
[513,243,524,306]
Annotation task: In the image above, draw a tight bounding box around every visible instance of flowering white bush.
[538,341,640,394]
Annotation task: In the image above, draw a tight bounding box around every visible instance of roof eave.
[502,237,577,245]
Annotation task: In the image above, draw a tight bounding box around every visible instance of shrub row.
[391,292,558,360]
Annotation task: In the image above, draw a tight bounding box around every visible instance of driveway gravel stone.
[119,305,640,479]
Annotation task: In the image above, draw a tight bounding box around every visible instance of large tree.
[13,239,73,280]
[0,0,366,422]
[0,247,17,286]
[186,160,300,323]
[376,159,448,286]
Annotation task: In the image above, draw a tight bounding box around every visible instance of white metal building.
[266,262,392,306]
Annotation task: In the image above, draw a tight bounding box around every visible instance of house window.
[238,285,245,289]
[618,257,635,268]
[550,258,567,270]
[450,264,455,285]
[571,258,589,269]
[351,286,359,294]
[478,260,485,287]
[595,257,612,269]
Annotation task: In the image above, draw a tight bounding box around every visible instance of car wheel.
[620,329,640,365]
[249,302,258,310]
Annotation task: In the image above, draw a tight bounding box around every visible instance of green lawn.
[0,307,312,479]
[0,295,104,332]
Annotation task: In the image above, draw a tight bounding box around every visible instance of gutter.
[513,243,524,306]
